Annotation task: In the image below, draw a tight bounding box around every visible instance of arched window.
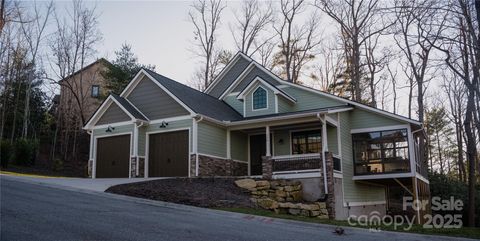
[252,86,267,110]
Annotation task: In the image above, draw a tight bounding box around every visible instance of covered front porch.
[226,112,342,180]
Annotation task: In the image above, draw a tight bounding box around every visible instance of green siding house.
[84,52,429,221]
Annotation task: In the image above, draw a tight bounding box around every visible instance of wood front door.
[249,134,271,176]
[148,130,189,177]
[96,134,130,178]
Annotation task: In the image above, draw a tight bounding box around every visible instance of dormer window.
[252,86,267,110]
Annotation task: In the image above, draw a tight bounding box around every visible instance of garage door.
[96,134,130,178]
[148,130,189,177]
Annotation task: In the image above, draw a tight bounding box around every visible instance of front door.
[249,134,272,175]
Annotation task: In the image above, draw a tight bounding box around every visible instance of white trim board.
[344,201,387,207]
[352,172,414,181]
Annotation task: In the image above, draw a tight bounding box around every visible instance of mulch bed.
[106,177,255,209]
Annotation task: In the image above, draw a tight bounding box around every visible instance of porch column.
[265,125,271,157]
[322,118,328,152]
[320,115,328,195]
[226,129,231,159]
[263,125,273,179]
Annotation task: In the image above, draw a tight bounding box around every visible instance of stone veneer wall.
[324,152,335,219]
[235,179,329,218]
[88,159,93,177]
[189,154,248,177]
[261,152,336,219]
[137,157,145,177]
[130,157,136,178]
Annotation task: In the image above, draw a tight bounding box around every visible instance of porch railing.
[272,153,322,174]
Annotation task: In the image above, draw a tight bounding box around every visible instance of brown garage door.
[149,130,189,177]
[96,134,130,178]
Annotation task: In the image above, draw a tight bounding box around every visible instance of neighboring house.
[84,52,430,222]
[58,58,111,127]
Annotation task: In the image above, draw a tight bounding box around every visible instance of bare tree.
[432,0,478,227]
[256,39,275,69]
[48,0,101,168]
[50,0,101,126]
[442,73,466,181]
[316,0,390,103]
[16,1,53,138]
[230,0,273,56]
[273,0,322,84]
[0,0,6,33]
[386,61,399,114]
[311,40,344,95]
[393,0,446,123]
[189,0,226,90]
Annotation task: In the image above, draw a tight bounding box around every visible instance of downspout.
[87,130,94,178]
[194,115,204,176]
[134,121,145,177]
[317,113,329,195]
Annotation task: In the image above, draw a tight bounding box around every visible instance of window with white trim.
[352,128,410,175]
[252,87,267,110]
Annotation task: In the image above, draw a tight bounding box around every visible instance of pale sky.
[84,0,241,84]
[29,0,422,118]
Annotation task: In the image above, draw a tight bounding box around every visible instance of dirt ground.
[106,177,255,208]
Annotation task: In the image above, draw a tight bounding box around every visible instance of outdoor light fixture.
[105,126,115,133]
[278,139,284,144]
[159,121,169,128]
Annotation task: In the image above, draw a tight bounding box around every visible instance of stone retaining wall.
[190,154,248,177]
[235,179,329,219]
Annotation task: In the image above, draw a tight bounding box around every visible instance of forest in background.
[0,0,479,226]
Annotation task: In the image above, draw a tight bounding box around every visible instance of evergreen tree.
[425,106,455,175]
[103,44,155,94]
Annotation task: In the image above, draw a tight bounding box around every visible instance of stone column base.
[130,157,137,178]
[87,159,93,178]
[262,156,273,179]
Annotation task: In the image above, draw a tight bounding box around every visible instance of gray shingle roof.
[143,69,243,121]
[111,93,149,120]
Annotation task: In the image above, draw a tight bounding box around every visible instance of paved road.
[0,177,474,241]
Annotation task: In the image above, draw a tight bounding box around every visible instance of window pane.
[91,85,99,97]
[291,130,321,154]
[352,128,410,175]
[253,87,267,109]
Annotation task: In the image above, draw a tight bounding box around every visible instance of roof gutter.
[224,107,353,126]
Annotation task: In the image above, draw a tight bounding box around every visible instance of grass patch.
[0,165,71,178]
[217,207,480,239]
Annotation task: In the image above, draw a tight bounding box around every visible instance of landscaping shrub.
[429,172,480,227]
[1,140,13,168]
[13,138,38,166]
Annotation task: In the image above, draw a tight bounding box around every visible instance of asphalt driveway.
[1,176,475,241]
[1,174,162,191]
